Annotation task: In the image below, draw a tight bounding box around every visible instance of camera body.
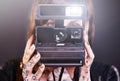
[35,3,87,66]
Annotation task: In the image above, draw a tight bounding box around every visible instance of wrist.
[79,66,91,81]
[79,72,91,81]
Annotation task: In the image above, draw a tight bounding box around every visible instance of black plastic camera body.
[34,3,87,66]
[35,26,85,66]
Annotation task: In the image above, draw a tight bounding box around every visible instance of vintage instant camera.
[34,3,87,66]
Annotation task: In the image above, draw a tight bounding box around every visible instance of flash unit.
[66,6,83,17]
[35,4,87,20]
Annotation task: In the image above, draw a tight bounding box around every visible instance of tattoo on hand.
[32,76,37,80]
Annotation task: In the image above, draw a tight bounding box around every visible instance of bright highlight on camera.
[66,6,83,17]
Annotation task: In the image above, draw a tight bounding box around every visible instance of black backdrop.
[0,0,120,72]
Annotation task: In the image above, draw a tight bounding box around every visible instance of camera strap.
[73,67,81,81]
[52,67,64,81]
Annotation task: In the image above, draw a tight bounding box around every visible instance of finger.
[85,42,94,61]
[85,49,87,59]
[84,49,90,67]
[25,53,40,72]
[84,19,89,35]
[35,64,45,79]
[23,44,35,64]
[84,19,92,58]
[84,49,93,69]
[84,20,90,45]
[25,35,34,52]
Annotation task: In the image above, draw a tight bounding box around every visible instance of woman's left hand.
[66,20,95,81]
[79,20,95,81]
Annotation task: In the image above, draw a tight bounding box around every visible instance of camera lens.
[54,29,67,43]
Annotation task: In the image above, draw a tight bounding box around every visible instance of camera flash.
[66,6,83,17]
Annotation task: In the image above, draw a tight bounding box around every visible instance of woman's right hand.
[22,35,45,81]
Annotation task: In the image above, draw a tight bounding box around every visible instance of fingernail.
[35,54,40,58]
[31,44,35,49]
[40,64,45,70]
[37,52,41,57]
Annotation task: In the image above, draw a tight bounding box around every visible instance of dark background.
[0,0,120,72]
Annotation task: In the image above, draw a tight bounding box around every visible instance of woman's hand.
[66,20,95,81]
[22,35,45,81]
[79,20,95,81]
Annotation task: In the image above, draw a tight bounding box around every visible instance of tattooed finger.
[24,35,34,52]
[26,53,40,72]
[23,44,35,64]
[35,64,45,79]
